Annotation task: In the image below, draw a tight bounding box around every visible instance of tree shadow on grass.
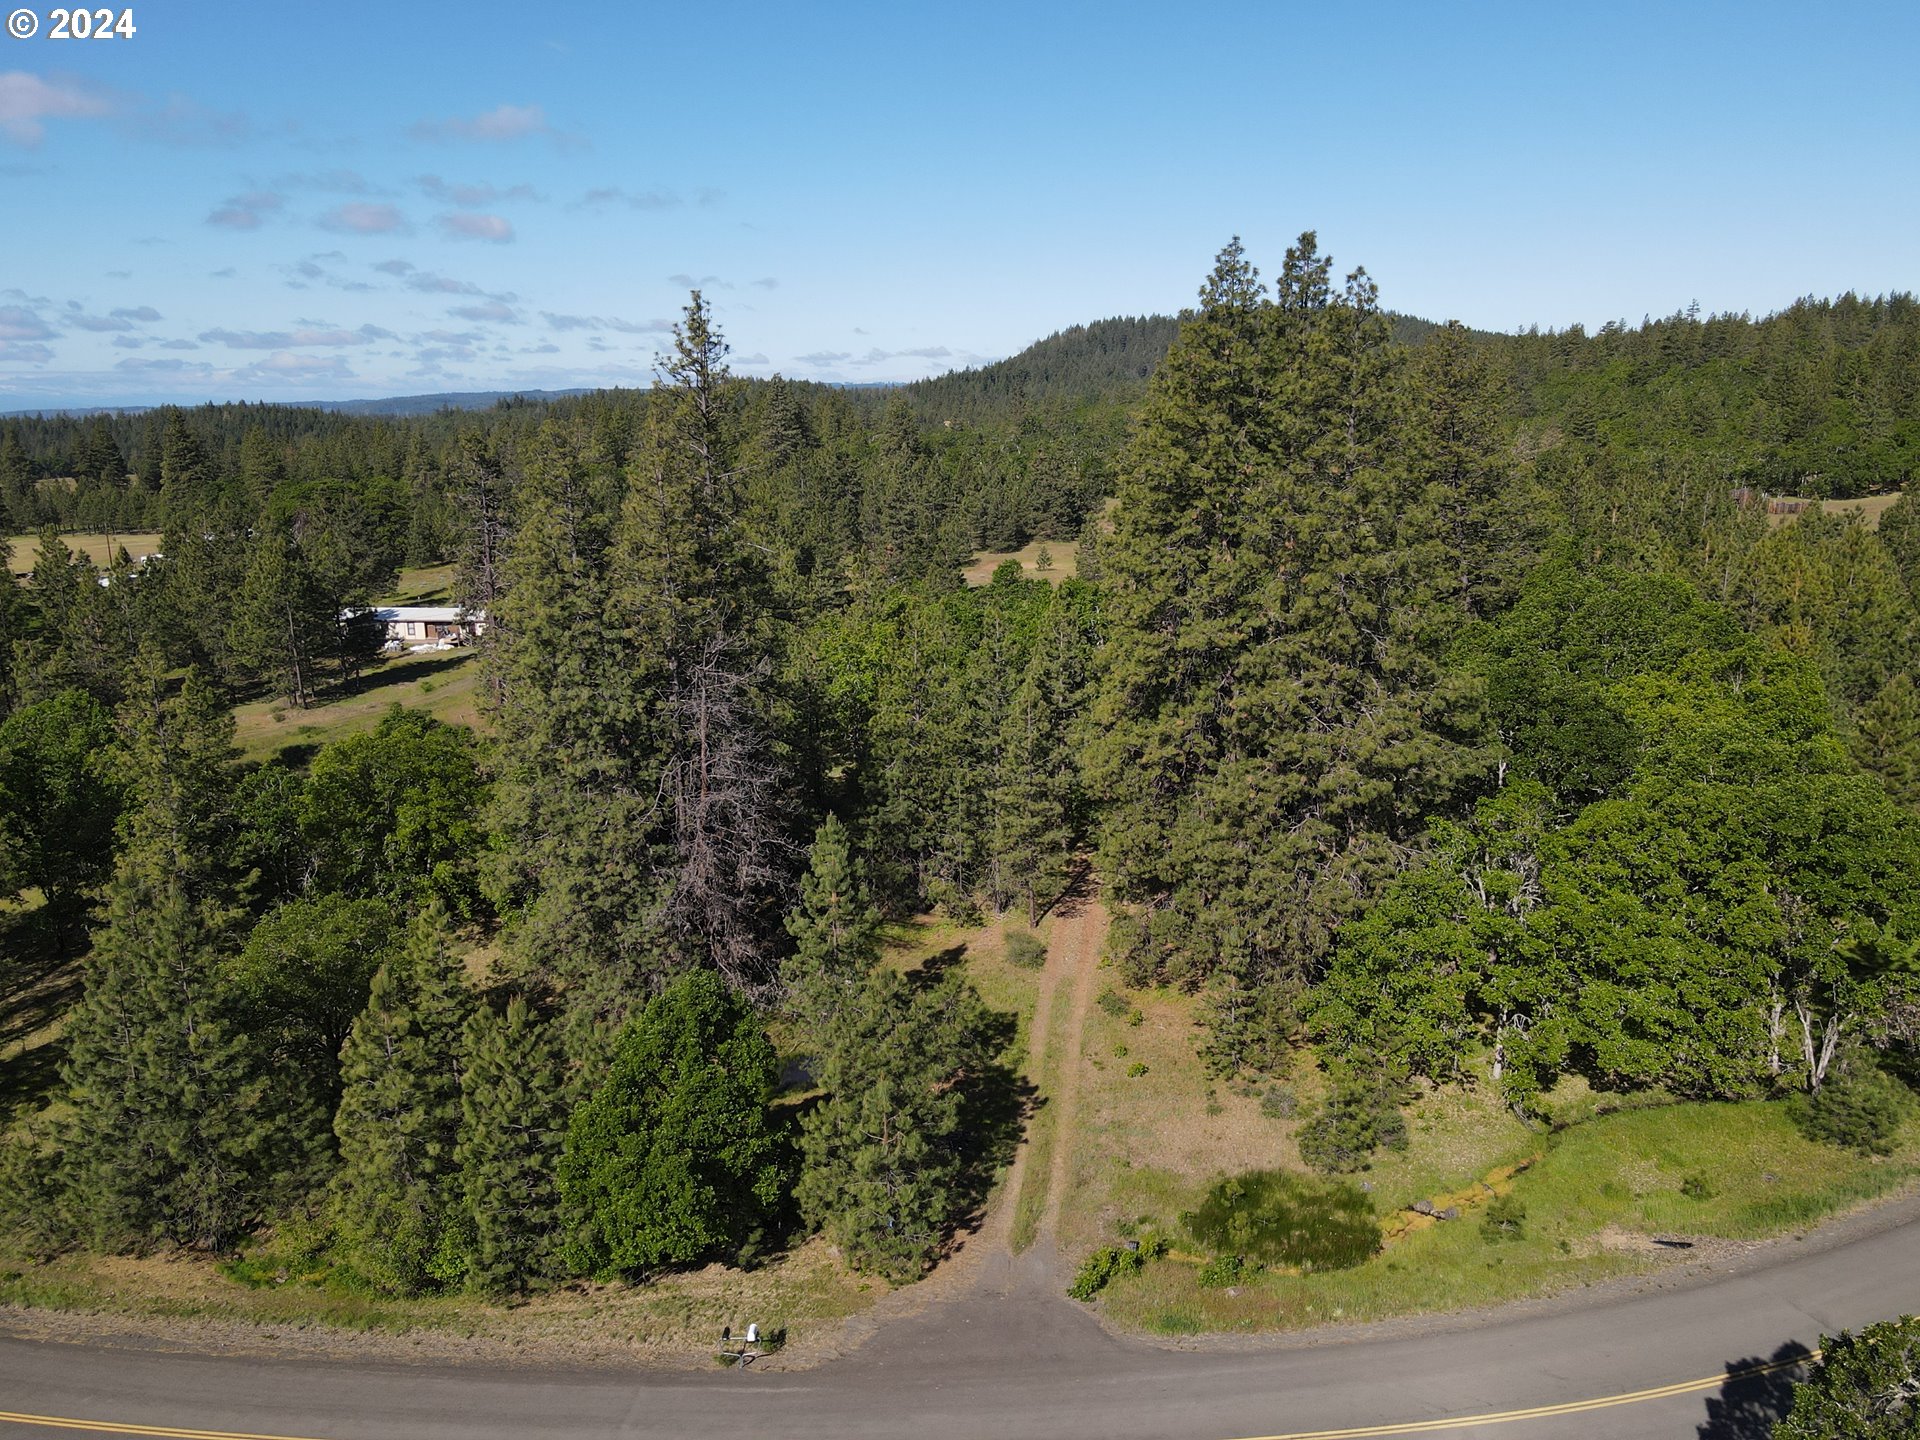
[0,900,89,1122]
[1696,1341,1815,1439]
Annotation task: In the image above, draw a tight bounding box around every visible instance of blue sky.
[2,0,1915,408]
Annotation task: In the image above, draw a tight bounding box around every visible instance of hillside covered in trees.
[2,240,1918,1315]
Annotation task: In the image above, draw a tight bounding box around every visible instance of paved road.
[1,1191,1914,1440]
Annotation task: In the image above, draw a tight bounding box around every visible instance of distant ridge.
[306,388,595,416]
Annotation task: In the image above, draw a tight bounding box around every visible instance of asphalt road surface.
[2,1191,1916,1440]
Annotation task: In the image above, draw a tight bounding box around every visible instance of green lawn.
[1090,1095,1917,1335]
[232,648,486,764]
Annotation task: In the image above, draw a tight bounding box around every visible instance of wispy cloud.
[438,212,514,243]
[0,341,54,363]
[412,103,579,148]
[198,324,387,349]
[575,186,681,211]
[319,202,407,235]
[450,300,521,323]
[207,190,285,230]
[0,305,57,342]
[0,70,114,148]
[417,175,539,207]
[540,311,672,334]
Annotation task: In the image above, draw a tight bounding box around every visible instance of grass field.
[1768,492,1903,528]
[231,648,486,764]
[1058,973,1920,1334]
[4,530,164,577]
[963,539,1080,587]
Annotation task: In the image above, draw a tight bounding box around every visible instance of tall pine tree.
[58,662,312,1250]
[330,903,473,1293]
[454,996,567,1293]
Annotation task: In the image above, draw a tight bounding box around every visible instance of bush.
[1195,1253,1246,1288]
[1792,1062,1912,1156]
[1297,1080,1409,1174]
[1067,1244,1145,1300]
[1096,988,1132,1020]
[1680,1172,1717,1201]
[1003,928,1047,969]
[1181,1170,1380,1272]
[1480,1193,1526,1243]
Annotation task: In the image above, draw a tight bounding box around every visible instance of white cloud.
[199,324,384,349]
[208,190,285,229]
[0,70,113,148]
[318,202,407,235]
[438,212,514,243]
[412,103,572,145]
[450,300,520,323]
[0,305,56,341]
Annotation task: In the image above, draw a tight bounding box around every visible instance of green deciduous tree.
[557,970,787,1277]
[301,706,487,914]
[225,894,402,1112]
[0,688,122,909]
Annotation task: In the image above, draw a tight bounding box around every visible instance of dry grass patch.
[5,531,163,577]
[962,539,1080,587]
[0,1237,878,1367]
[1766,492,1903,528]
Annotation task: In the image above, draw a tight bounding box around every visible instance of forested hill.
[903,316,1183,423]
[905,311,1469,425]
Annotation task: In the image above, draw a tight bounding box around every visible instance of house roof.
[371,606,470,623]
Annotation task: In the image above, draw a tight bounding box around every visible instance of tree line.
[4,241,1919,1296]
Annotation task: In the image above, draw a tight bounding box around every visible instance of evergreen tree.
[1087,236,1490,1067]
[607,292,793,989]
[557,970,787,1276]
[58,663,310,1250]
[796,966,1007,1281]
[455,996,567,1293]
[1412,320,1536,618]
[988,593,1086,923]
[1775,1315,1920,1438]
[486,420,648,1014]
[227,525,325,706]
[329,903,473,1293]
[781,814,884,1042]
[1856,672,1920,810]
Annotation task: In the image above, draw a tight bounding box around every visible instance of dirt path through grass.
[1036,896,1106,1258]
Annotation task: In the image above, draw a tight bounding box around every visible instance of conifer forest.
[4,234,1920,1308]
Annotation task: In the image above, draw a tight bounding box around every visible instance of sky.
[1,0,1916,409]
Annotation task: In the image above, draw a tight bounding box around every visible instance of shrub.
[1126,1062,1148,1078]
[1181,1170,1380,1271]
[1480,1193,1526,1243]
[1067,1244,1144,1300]
[1259,1085,1298,1120]
[1196,1253,1246,1288]
[1792,1062,1912,1156]
[1096,988,1132,1020]
[1680,1172,1717,1201]
[1003,928,1046,969]
[1297,1081,1409,1174]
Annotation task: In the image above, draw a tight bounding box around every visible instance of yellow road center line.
[1226,1350,1818,1440]
[0,1352,1819,1440]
